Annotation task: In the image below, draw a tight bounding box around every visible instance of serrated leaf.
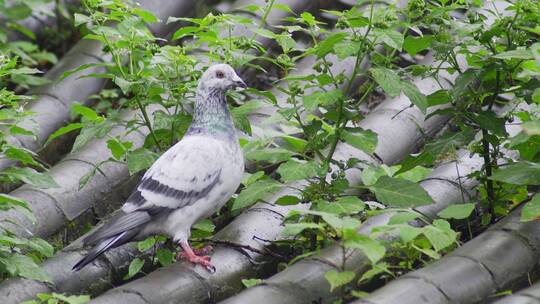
[369,176,434,208]
[370,67,402,97]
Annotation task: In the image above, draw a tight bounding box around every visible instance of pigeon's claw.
[178,242,216,272]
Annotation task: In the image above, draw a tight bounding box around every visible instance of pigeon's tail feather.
[72,232,126,271]
[83,211,151,246]
[73,211,152,271]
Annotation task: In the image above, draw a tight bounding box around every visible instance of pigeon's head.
[199,64,247,92]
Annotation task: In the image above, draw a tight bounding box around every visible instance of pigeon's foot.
[178,242,216,272]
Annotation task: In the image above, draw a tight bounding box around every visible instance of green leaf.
[490,162,540,185]
[156,248,174,266]
[316,32,347,58]
[394,165,431,182]
[27,238,54,257]
[324,270,356,292]
[523,120,540,136]
[403,35,433,56]
[401,81,428,113]
[72,122,113,152]
[0,194,30,211]
[343,229,386,264]
[397,129,475,174]
[468,111,507,137]
[4,254,51,282]
[302,90,344,112]
[277,160,320,182]
[124,258,144,279]
[388,211,420,225]
[521,194,540,222]
[437,203,475,220]
[3,146,41,168]
[370,67,402,97]
[373,28,404,51]
[2,167,59,189]
[276,195,301,206]
[232,179,282,211]
[341,128,378,154]
[106,138,133,160]
[369,176,434,208]
[493,49,533,60]
[282,222,323,237]
[322,214,361,231]
[127,148,159,175]
[74,13,91,26]
[50,293,90,304]
[245,148,295,164]
[72,104,102,122]
[427,90,451,107]
[422,219,457,252]
[192,219,215,232]
[133,8,159,23]
[172,26,199,40]
[315,197,365,215]
[46,123,84,145]
[137,237,156,252]
[242,278,264,288]
[113,76,132,94]
[398,225,423,243]
[280,136,307,153]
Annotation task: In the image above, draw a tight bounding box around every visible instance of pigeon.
[73,64,246,272]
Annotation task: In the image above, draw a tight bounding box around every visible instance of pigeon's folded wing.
[122,136,224,213]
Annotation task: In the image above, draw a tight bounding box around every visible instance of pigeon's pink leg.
[178,241,215,272]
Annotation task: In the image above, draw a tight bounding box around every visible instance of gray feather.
[83,211,151,246]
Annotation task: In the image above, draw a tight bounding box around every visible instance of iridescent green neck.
[186,88,235,138]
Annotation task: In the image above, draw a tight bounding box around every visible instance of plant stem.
[135,96,162,151]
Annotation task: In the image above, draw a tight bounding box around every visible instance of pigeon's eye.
[216,71,225,79]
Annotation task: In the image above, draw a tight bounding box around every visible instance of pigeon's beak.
[232,75,247,89]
